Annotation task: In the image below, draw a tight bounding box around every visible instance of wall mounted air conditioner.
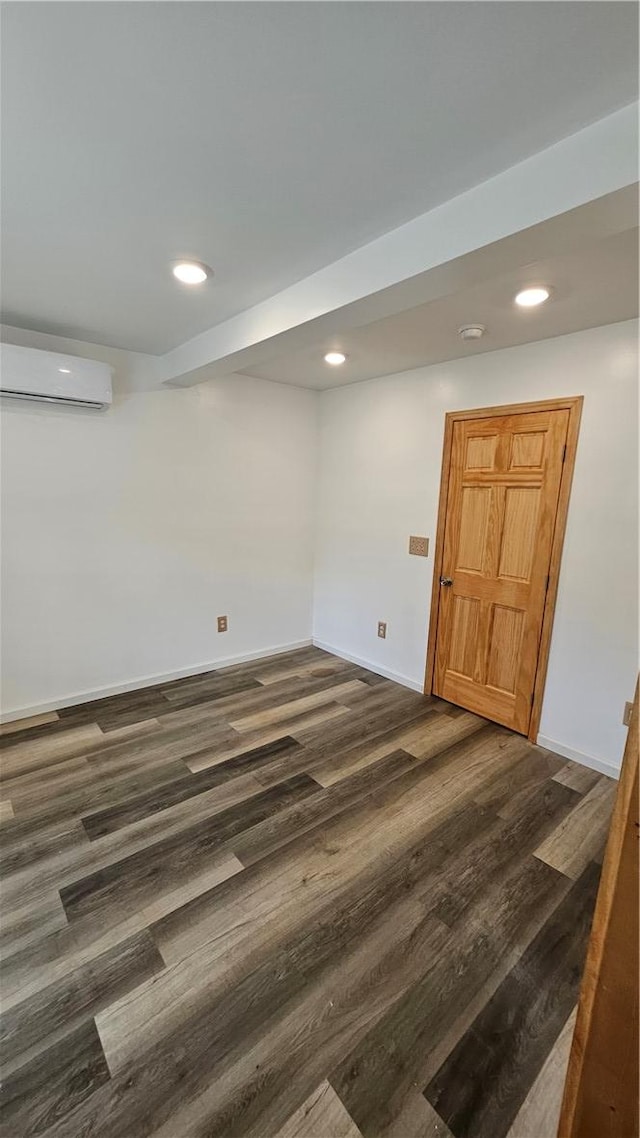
[0,343,113,409]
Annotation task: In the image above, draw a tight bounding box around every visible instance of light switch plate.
[409,535,429,557]
[377,621,387,639]
[623,700,633,727]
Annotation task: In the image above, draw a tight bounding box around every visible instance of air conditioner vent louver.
[0,344,113,409]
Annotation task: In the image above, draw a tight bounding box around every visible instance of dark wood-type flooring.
[0,647,616,1138]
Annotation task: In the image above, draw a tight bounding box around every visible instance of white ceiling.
[242,227,639,389]
[1,2,638,354]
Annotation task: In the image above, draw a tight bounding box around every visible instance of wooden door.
[432,406,572,734]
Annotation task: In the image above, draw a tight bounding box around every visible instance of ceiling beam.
[161,103,638,387]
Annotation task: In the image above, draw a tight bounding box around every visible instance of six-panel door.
[433,408,570,733]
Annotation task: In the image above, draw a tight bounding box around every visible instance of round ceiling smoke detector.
[458,324,486,342]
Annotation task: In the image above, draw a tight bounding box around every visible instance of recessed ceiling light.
[58,367,71,374]
[324,351,347,365]
[515,286,550,308]
[172,261,212,285]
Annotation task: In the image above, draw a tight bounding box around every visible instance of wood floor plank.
[0,929,164,1070]
[1,816,91,876]
[232,747,439,868]
[0,892,69,960]
[0,724,104,780]
[424,864,600,1138]
[534,776,615,879]
[473,745,563,814]
[56,687,173,732]
[309,708,484,788]
[431,778,579,928]
[0,717,78,751]
[236,723,533,873]
[3,752,190,826]
[1,723,235,829]
[186,703,351,773]
[155,673,263,711]
[376,1091,454,1138]
[157,670,364,728]
[2,755,93,803]
[506,1007,576,1138]
[275,1081,364,1138]
[0,797,15,822]
[84,718,241,776]
[328,680,404,710]
[0,1020,110,1138]
[0,711,59,737]
[99,717,162,740]
[228,680,367,732]
[329,856,571,1137]
[292,688,434,758]
[1,856,243,1013]
[60,775,318,923]
[160,673,263,702]
[81,736,305,839]
[0,774,262,921]
[405,801,580,1092]
[255,658,357,685]
[164,664,344,703]
[552,760,604,795]
[401,709,487,759]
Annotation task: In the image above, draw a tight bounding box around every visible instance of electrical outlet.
[217,615,228,633]
[377,621,387,639]
[409,535,429,557]
[623,700,634,727]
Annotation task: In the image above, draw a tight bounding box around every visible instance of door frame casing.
[423,395,583,742]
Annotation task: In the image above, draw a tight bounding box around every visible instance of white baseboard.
[0,639,313,724]
[536,734,620,780]
[312,639,424,693]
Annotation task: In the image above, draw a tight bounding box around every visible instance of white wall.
[2,320,637,775]
[313,320,639,775]
[1,374,317,717]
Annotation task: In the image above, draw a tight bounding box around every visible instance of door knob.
[439,576,453,586]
